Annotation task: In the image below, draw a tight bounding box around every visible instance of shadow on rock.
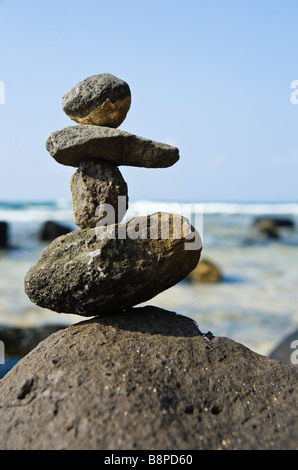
[78,305,203,338]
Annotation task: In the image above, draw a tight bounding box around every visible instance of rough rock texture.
[62,73,131,128]
[70,160,128,229]
[0,306,297,450]
[24,213,202,316]
[45,125,179,168]
[187,258,222,283]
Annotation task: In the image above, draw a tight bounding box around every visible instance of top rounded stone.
[62,73,131,128]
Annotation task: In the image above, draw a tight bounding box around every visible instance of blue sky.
[0,0,298,203]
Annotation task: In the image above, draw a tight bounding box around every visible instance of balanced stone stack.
[24,73,202,316]
[3,75,297,452]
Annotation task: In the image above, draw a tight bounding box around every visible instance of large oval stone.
[24,213,202,316]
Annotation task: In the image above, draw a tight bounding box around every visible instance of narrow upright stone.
[70,160,128,229]
[62,73,131,128]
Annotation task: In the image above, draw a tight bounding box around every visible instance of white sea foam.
[1,200,298,224]
[201,202,298,215]
[0,206,73,224]
[126,200,298,218]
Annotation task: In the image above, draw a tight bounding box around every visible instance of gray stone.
[0,306,297,450]
[187,258,222,283]
[24,213,202,316]
[62,73,131,128]
[45,125,179,168]
[70,160,128,229]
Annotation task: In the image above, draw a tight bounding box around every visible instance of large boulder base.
[0,306,297,450]
[24,213,202,316]
[45,125,179,168]
[62,73,131,128]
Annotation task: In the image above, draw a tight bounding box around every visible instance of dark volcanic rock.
[45,125,179,168]
[0,221,8,248]
[253,217,295,229]
[40,221,72,241]
[70,160,128,229]
[0,324,67,358]
[250,217,296,241]
[0,306,297,450]
[24,213,202,316]
[62,73,131,128]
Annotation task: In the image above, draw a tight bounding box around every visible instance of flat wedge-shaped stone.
[24,213,202,316]
[45,125,179,168]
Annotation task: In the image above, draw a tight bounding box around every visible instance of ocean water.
[0,200,298,357]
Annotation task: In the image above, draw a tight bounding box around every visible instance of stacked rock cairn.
[25,73,202,317]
